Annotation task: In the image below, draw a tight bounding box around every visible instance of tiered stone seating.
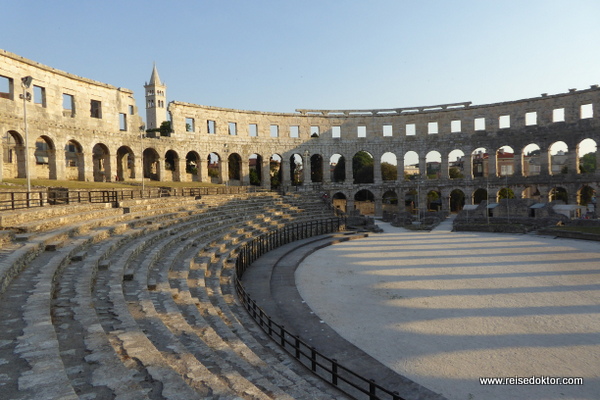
[0,191,351,399]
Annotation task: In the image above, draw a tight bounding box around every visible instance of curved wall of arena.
[1,49,599,215]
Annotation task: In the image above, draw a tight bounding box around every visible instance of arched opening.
[143,148,160,181]
[522,186,542,201]
[549,141,569,175]
[404,151,419,181]
[332,192,347,213]
[448,149,465,179]
[549,186,568,203]
[352,151,374,184]
[522,143,541,176]
[450,189,466,212]
[35,135,56,179]
[497,145,514,176]
[116,145,134,181]
[65,139,85,181]
[92,143,110,182]
[249,153,262,186]
[2,130,24,178]
[426,151,441,179]
[269,154,282,189]
[290,153,303,186]
[404,189,418,214]
[228,153,242,183]
[382,190,398,214]
[310,154,323,183]
[498,187,515,200]
[207,152,221,183]
[578,138,597,174]
[165,150,179,181]
[472,147,488,178]
[472,188,488,205]
[427,190,442,211]
[381,152,397,181]
[354,189,375,215]
[578,185,595,206]
[330,154,345,183]
[186,151,201,182]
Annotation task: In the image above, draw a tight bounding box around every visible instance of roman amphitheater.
[0,48,599,400]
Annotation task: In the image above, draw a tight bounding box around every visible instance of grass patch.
[1,179,223,190]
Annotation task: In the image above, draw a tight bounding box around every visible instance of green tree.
[333,156,346,182]
[352,151,374,184]
[579,153,596,173]
[449,166,464,179]
[249,168,260,186]
[498,187,515,199]
[381,162,397,181]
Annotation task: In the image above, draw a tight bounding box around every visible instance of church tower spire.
[144,63,167,130]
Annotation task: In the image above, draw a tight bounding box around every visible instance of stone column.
[241,158,250,185]
[345,155,353,184]
[220,157,229,185]
[566,151,578,175]
[374,157,382,183]
[419,155,427,180]
[261,159,271,188]
[440,154,449,180]
[396,162,404,183]
[302,153,311,184]
[464,153,472,179]
[374,197,383,218]
[488,152,497,177]
[539,149,550,175]
[281,158,290,187]
[322,157,331,184]
[156,157,165,182]
[176,157,186,182]
[49,149,62,180]
[513,152,522,176]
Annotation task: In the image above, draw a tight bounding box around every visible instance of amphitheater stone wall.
[1,49,599,216]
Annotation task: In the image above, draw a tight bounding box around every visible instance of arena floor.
[296,219,600,400]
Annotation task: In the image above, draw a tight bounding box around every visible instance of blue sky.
[2,0,600,116]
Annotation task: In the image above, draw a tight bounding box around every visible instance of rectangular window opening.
[357,125,367,138]
[270,125,279,138]
[406,123,416,136]
[382,124,393,137]
[207,120,216,134]
[499,115,510,129]
[119,113,127,131]
[0,75,14,100]
[474,117,485,131]
[129,105,134,115]
[427,122,438,134]
[33,85,45,107]
[290,125,299,138]
[451,120,461,133]
[553,108,565,122]
[310,126,320,137]
[525,111,537,126]
[332,126,341,138]
[580,103,593,119]
[90,100,102,119]
[249,123,258,137]
[228,122,237,135]
[186,118,195,132]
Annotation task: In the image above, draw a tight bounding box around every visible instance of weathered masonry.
[1,48,599,216]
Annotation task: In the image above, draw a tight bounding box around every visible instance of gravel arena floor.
[296,219,600,400]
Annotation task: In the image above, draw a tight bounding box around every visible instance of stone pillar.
[175,157,186,182]
[513,152,522,177]
[464,153,472,179]
[261,159,271,188]
[440,154,449,180]
[539,149,550,175]
[220,157,229,185]
[198,158,207,183]
[488,152,497,177]
[396,162,404,182]
[345,155,353,183]
[374,157,382,183]
[156,157,165,182]
[48,149,61,180]
[241,158,250,185]
[322,157,331,184]
[419,155,427,180]
[374,197,383,218]
[346,198,355,213]
[566,151,578,175]
[302,153,311,184]
[281,158,290,187]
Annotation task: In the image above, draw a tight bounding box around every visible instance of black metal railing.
[0,185,266,211]
[234,219,405,400]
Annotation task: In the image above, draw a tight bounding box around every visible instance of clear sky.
[2,0,600,117]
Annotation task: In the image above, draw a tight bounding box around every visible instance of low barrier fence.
[0,185,264,211]
[234,218,406,400]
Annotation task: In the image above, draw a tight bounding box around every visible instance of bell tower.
[144,63,167,130]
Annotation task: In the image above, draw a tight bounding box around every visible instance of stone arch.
[382,190,398,214]
[472,188,488,205]
[449,189,466,212]
[248,153,262,186]
[448,149,465,179]
[405,188,418,214]
[35,135,57,180]
[497,145,515,176]
[522,185,542,201]
[497,186,515,201]
[270,154,282,189]
[310,154,323,183]
[354,189,375,215]
[186,151,201,182]
[404,151,419,181]
[427,190,442,211]
[381,152,397,181]
[549,141,569,175]
[332,191,347,213]
[289,153,303,186]
[3,130,25,179]
[116,145,134,181]
[207,152,221,184]
[165,149,180,181]
[352,151,374,184]
[330,153,345,183]
[522,143,541,176]
[143,148,160,181]
[549,186,568,203]
[577,138,597,174]
[228,152,242,183]
[425,151,441,180]
[472,147,488,178]
[92,143,111,182]
[578,184,595,206]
